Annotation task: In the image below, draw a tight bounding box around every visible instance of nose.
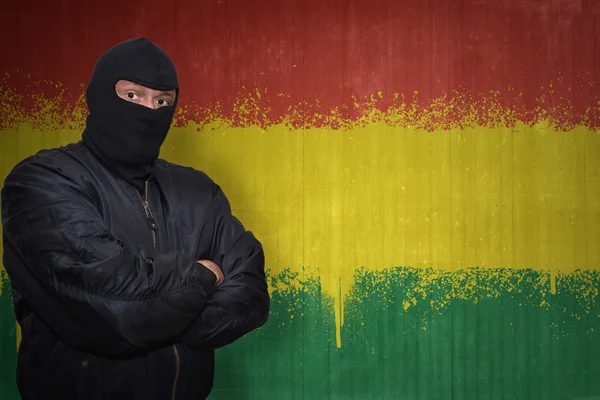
[141,99,157,109]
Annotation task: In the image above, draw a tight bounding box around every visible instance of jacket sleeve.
[182,184,270,349]
[1,158,217,356]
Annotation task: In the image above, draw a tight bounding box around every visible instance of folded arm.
[182,185,270,349]
[1,158,216,356]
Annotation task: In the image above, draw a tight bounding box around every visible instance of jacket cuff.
[196,263,218,296]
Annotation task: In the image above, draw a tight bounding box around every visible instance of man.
[1,37,270,399]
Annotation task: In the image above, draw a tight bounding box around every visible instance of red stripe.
[1,0,599,122]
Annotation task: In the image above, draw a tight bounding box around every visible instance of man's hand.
[197,260,224,286]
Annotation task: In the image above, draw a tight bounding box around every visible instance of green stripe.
[1,268,599,399]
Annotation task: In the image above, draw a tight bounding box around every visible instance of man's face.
[115,80,177,110]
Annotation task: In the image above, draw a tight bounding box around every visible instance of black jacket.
[1,142,270,399]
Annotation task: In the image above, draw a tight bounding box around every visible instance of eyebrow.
[120,83,176,97]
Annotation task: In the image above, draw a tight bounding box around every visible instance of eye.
[124,92,139,101]
[155,98,172,108]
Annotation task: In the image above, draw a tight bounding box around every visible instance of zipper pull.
[141,199,158,231]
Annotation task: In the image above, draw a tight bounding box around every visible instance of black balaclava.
[82,37,179,193]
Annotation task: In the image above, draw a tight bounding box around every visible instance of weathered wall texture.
[1,0,600,398]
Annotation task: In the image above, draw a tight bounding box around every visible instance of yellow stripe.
[1,120,599,348]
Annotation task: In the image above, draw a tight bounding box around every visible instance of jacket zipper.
[137,180,181,400]
[172,345,181,400]
[139,181,157,248]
